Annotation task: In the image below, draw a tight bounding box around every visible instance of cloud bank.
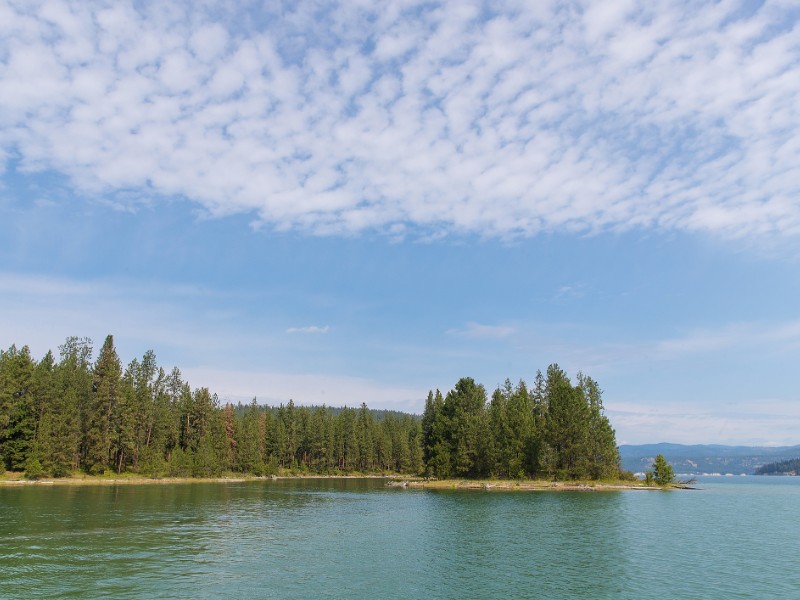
[1,0,799,239]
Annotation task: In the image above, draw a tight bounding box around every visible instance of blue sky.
[1,0,799,445]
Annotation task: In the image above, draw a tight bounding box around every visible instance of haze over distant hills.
[619,443,800,475]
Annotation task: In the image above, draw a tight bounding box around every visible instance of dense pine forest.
[0,335,623,480]
[755,458,800,475]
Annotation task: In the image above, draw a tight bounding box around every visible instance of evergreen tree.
[22,350,57,476]
[577,373,620,479]
[85,335,122,474]
[544,364,590,479]
[357,402,375,472]
[271,409,289,468]
[222,403,237,470]
[306,406,329,472]
[337,407,359,471]
[192,391,226,477]
[235,399,264,474]
[421,390,438,471]
[30,351,57,441]
[651,454,674,485]
[48,337,92,474]
[407,417,424,474]
[0,345,36,471]
[444,378,487,477]
[111,360,138,473]
[131,350,159,469]
[488,384,512,477]
[138,367,171,477]
[161,367,184,458]
[507,380,536,478]
[424,390,451,478]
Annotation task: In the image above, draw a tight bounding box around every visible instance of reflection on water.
[1,477,799,599]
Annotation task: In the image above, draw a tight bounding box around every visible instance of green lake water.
[2,477,799,599]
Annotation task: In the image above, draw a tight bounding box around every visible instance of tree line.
[422,367,621,480]
[755,458,800,475]
[0,335,623,480]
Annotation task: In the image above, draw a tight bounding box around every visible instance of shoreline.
[390,479,661,492]
[0,472,395,487]
[0,472,672,490]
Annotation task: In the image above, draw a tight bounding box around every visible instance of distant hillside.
[619,443,800,475]
[755,458,800,475]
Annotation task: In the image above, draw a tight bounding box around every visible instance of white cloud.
[0,1,799,242]
[286,325,330,334]
[190,23,228,63]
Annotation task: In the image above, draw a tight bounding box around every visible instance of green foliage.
[0,345,36,471]
[85,335,122,474]
[167,447,192,477]
[650,454,675,485]
[24,454,46,480]
[420,366,622,481]
[1,335,622,482]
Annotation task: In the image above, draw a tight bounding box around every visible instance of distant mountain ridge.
[619,443,800,475]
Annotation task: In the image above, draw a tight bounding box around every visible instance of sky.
[1,0,799,445]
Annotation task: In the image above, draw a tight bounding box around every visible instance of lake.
[2,477,799,599]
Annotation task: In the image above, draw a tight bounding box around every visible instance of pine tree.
[424,390,451,478]
[651,454,674,485]
[488,384,512,477]
[445,378,487,477]
[544,364,590,479]
[223,403,237,470]
[131,350,159,469]
[192,391,225,477]
[23,350,58,476]
[138,367,170,477]
[578,373,620,479]
[421,390,438,471]
[47,337,92,475]
[357,402,375,472]
[407,417,424,475]
[236,399,264,475]
[85,335,122,474]
[30,351,57,442]
[507,380,535,479]
[0,345,36,471]
[111,361,138,473]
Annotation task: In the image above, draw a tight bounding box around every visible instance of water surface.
[2,477,798,599]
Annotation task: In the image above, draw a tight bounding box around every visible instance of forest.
[0,335,623,481]
[755,458,800,475]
